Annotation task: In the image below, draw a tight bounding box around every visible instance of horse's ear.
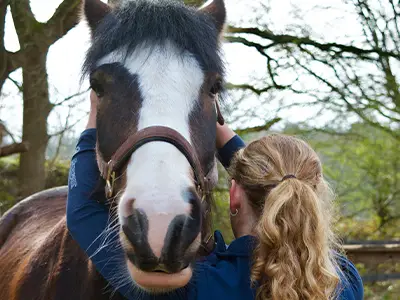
[83,0,111,34]
[199,0,226,33]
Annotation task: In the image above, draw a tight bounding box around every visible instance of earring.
[230,209,239,217]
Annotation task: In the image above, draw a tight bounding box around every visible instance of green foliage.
[0,157,70,216]
[211,190,234,243]
[358,261,400,300]
[299,124,400,239]
[45,160,70,188]
[0,158,19,214]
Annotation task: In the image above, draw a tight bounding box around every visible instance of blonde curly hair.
[228,134,342,300]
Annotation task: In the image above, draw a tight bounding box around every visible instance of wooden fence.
[344,241,400,283]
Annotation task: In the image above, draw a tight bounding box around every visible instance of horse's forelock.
[82,0,225,82]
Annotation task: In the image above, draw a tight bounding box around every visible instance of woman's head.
[228,134,341,300]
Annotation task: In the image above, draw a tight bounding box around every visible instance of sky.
[1,0,362,139]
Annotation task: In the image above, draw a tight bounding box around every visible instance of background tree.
[286,123,400,239]
[0,0,80,197]
[225,0,400,139]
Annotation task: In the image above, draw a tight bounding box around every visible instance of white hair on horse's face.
[98,41,204,258]
[84,0,227,291]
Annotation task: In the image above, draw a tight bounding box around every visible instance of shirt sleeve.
[217,135,246,169]
[66,129,135,299]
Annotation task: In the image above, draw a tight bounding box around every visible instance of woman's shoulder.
[335,253,364,300]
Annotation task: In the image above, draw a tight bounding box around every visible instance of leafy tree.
[286,123,400,239]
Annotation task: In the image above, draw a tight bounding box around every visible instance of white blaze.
[98,41,204,257]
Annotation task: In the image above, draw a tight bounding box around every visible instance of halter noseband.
[98,125,207,198]
[98,100,224,198]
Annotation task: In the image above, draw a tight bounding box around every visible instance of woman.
[66,91,363,300]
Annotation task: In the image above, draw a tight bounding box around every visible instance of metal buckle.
[203,232,213,246]
[105,161,116,198]
[201,194,206,203]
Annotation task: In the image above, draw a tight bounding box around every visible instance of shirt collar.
[213,230,257,257]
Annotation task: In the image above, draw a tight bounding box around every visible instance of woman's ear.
[229,179,241,212]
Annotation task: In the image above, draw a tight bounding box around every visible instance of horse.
[0,0,227,298]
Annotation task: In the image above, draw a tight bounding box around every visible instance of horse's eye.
[90,78,104,98]
[209,80,223,96]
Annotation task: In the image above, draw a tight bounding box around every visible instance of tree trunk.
[18,48,52,197]
[6,0,80,198]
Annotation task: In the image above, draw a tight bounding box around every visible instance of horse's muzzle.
[119,189,202,289]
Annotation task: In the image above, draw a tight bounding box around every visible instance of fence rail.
[343,241,400,283]
[344,241,400,264]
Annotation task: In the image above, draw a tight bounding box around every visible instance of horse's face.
[83,0,226,292]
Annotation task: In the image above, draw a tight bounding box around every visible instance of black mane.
[83,0,225,77]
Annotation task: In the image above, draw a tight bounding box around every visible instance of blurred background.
[0,0,399,298]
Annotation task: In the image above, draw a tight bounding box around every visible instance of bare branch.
[0,121,17,143]
[224,36,269,58]
[0,142,29,157]
[53,88,90,106]
[0,2,23,93]
[6,51,23,73]
[227,26,400,60]
[235,118,282,136]
[48,114,87,138]
[7,75,22,92]
[226,83,278,95]
[47,107,73,169]
[292,56,400,140]
[9,0,38,43]
[45,0,81,46]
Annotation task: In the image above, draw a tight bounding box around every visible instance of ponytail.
[251,178,340,300]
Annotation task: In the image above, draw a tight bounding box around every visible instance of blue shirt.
[66,129,363,300]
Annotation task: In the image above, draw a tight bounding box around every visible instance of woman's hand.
[216,122,236,149]
[86,90,98,129]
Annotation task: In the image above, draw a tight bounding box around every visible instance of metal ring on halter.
[203,232,213,246]
[230,209,239,217]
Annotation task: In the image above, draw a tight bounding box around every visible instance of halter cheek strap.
[215,99,224,125]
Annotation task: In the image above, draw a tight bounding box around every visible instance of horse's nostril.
[121,208,148,243]
[121,209,161,272]
[157,189,202,273]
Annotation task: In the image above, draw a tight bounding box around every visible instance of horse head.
[82,0,226,293]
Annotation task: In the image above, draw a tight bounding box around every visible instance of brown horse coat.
[0,187,124,300]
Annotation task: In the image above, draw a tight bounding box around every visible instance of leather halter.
[98,99,224,198]
[97,101,224,253]
[98,126,207,198]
